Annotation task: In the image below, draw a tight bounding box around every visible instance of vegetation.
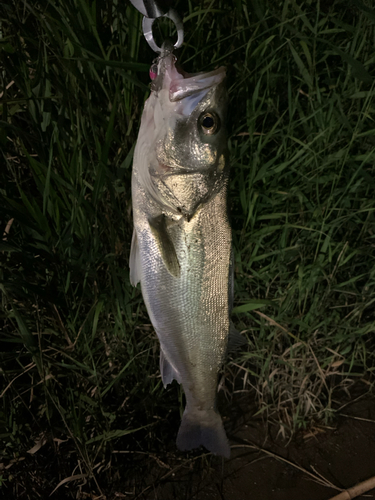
[1,0,374,497]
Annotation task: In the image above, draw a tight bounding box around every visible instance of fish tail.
[176,407,230,458]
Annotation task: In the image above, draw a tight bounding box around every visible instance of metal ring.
[142,9,184,53]
[129,0,170,19]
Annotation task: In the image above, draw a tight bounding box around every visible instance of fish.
[130,43,242,458]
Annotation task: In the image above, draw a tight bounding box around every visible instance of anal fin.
[160,348,180,387]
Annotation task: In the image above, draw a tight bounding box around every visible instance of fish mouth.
[157,161,210,175]
[157,161,190,174]
[158,162,172,172]
[169,66,226,102]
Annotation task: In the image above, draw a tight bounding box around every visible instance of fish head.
[149,54,228,217]
[164,69,228,175]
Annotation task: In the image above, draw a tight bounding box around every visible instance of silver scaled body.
[130,50,233,457]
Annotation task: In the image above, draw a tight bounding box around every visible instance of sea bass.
[130,45,239,458]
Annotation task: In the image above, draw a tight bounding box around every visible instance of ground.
[2,385,375,499]
[131,385,375,500]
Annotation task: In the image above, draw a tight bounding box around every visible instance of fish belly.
[133,177,231,457]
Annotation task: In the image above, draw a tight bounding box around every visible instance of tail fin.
[176,407,230,458]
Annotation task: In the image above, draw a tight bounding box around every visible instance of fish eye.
[199,112,219,135]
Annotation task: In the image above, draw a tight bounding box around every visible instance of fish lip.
[157,165,219,177]
[169,66,226,102]
[158,161,172,172]
[157,161,201,174]
[179,66,226,80]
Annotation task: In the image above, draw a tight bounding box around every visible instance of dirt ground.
[3,386,375,499]
[133,388,375,500]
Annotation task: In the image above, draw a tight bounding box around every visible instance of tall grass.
[1,0,375,497]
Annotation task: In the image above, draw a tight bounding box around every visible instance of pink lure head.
[149,63,158,80]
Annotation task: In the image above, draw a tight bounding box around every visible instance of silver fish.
[130,47,241,458]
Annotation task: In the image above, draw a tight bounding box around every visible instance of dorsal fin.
[227,321,247,353]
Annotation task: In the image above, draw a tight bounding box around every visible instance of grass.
[1,0,375,497]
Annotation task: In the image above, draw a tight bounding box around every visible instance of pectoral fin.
[149,215,180,278]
